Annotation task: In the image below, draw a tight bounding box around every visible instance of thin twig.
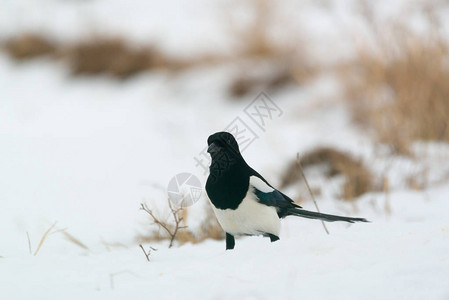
[109,270,138,290]
[139,244,150,261]
[139,244,157,262]
[297,153,330,235]
[33,222,57,256]
[167,198,188,247]
[26,232,32,255]
[49,227,68,235]
[140,203,172,237]
[140,200,187,248]
[383,177,392,216]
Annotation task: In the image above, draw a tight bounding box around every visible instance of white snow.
[1,1,449,299]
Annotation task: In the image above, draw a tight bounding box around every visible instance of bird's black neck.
[206,153,250,210]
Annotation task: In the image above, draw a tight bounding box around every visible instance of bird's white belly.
[211,193,280,237]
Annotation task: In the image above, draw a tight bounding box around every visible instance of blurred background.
[1,0,449,253]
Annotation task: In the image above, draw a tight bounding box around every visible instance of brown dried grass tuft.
[341,26,449,154]
[280,147,374,201]
[4,33,56,60]
[137,202,224,247]
[227,0,314,98]
[233,0,281,59]
[229,67,300,98]
[68,38,155,78]
[2,34,192,78]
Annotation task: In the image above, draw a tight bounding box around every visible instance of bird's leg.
[268,234,279,243]
[226,233,235,250]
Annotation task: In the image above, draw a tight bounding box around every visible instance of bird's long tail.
[287,208,368,223]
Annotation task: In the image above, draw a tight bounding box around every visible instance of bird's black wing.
[248,167,369,222]
[248,169,301,217]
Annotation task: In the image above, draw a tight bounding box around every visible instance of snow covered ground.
[1,1,449,299]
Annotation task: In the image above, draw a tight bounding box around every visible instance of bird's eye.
[227,139,232,144]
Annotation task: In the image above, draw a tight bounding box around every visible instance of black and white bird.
[205,131,368,250]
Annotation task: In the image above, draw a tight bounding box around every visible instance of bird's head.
[207,131,241,159]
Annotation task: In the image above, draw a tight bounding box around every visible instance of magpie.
[205,131,368,250]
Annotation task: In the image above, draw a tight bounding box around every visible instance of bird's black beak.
[207,142,220,154]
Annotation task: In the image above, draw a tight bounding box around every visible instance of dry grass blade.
[297,153,329,235]
[33,222,57,256]
[101,239,128,251]
[61,231,89,251]
[26,232,32,255]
